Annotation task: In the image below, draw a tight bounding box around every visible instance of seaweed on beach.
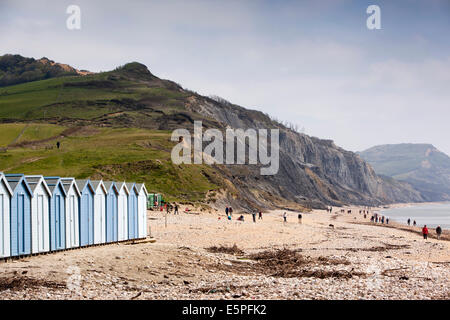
[248,249,360,279]
[0,276,65,291]
[206,244,244,255]
[191,283,252,294]
[341,243,411,252]
[208,248,361,279]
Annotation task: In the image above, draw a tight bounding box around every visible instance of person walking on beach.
[229,207,233,217]
[386,218,389,224]
[422,225,429,240]
[407,218,411,226]
[174,204,179,215]
[258,211,262,220]
[225,206,229,217]
[298,213,302,224]
[436,226,442,240]
[413,220,417,227]
[252,212,256,223]
[283,212,287,223]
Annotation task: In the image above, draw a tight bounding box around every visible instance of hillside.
[0,54,90,87]
[0,55,426,210]
[359,144,450,201]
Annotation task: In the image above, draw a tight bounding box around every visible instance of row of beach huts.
[0,172,148,259]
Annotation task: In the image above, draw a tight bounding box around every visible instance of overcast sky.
[1,0,449,154]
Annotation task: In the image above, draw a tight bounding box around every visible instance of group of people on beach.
[369,212,389,225]
[418,224,442,240]
[338,206,445,241]
[405,218,443,240]
[225,207,305,225]
[365,210,444,240]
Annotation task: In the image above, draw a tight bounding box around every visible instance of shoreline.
[380,201,450,210]
[373,201,450,231]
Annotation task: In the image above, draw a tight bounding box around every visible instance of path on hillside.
[7,123,29,147]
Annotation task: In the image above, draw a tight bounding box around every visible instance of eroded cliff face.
[185,95,424,209]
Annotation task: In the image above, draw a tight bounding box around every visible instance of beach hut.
[126,183,139,240]
[104,181,118,243]
[147,194,154,209]
[75,180,95,247]
[91,180,107,245]
[0,173,13,258]
[5,174,32,257]
[44,177,67,251]
[136,183,148,239]
[25,175,51,254]
[117,182,129,241]
[61,178,81,249]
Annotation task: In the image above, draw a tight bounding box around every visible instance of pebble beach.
[0,206,448,300]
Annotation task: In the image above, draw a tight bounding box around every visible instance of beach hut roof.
[24,175,51,196]
[103,181,119,194]
[75,179,95,194]
[136,183,148,196]
[116,181,130,195]
[90,180,107,194]
[5,173,32,195]
[126,182,138,194]
[60,177,81,197]
[44,177,67,196]
[0,172,13,195]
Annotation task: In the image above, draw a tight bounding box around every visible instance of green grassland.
[0,123,66,146]
[0,124,222,201]
[0,71,188,121]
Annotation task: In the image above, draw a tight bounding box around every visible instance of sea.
[381,202,450,230]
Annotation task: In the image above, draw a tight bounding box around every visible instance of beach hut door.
[56,195,61,248]
[37,195,44,251]
[70,195,75,247]
[18,194,25,253]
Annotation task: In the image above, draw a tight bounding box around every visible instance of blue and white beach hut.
[91,180,107,245]
[75,180,95,247]
[104,181,119,243]
[5,174,32,257]
[116,182,129,241]
[25,175,51,254]
[61,178,81,249]
[136,183,148,239]
[0,173,13,258]
[44,177,67,251]
[126,183,138,240]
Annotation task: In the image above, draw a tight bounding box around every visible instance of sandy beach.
[0,206,449,300]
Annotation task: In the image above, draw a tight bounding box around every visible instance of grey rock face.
[183,95,425,209]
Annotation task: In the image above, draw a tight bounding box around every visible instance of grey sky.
[1,0,449,154]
